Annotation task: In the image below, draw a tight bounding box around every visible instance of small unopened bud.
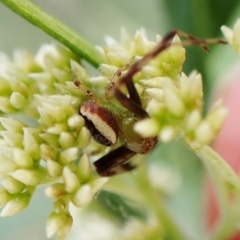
[159,126,177,143]
[23,128,40,160]
[62,167,80,193]
[91,177,109,195]
[76,127,91,148]
[10,92,27,109]
[67,115,85,131]
[0,97,15,113]
[77,154,92,182]
[134,118,159,137]
[195,121,215,144]
[40,144,58,161]
[46,160,62,178]
[46,212,67,239]
[185,110,202,132]
[58,147,79,165]
[59,132,76,149]
[0,188,10,207]
[0,117,26,133]
[71,184,93,208]
[1,193,30,216]
[1,176,25,194]
[13,148,33,168]
[45,183,66,199]
[11,168,46,186]
[1,131,23,148]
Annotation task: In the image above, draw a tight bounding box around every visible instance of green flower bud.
[40,144,58,161]
[13,148,33,168]
[77,154,92,182]
[0,192,30,217]
[159,126,177,143]
[0,97,15,113]
[11,168,46,186]
[40,133,59,147]
[45,183,66,199]
[67,115,85,131]
[71,184,93,208]
[0,188,10,207]
[1,131,23,148]
[195,121,215,144]
[10,92,27,109]
[23,128,40,160]
[76,127,91,149]
[62,166,80,193]
[134,118,159,137]
[58,147,79,165]
[59,132,76,149]
[0,117,26,133]
[46,160,62,178]
[46,211,67,239]
[1,176,25,194]
[91,177,109,195]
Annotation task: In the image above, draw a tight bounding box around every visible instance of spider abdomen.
[80,101,119,146]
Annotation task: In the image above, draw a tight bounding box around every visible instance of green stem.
[136,165,189,240]
[0,0,103,67]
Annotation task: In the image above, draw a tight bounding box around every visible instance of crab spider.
[74,30,227,176]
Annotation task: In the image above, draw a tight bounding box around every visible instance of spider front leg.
[94,146,136,176]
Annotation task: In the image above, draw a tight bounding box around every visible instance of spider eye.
[80,101,119,146]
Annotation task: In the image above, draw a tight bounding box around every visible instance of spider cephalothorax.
[74,30,227,176]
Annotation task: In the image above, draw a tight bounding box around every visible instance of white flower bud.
[91,177,109,195]
[40,133,59,147]
[134,118,159,137]
[45,183,65,199]
[46,160,62,178]
[11,168,45,186]
[62,167,80,193]
[0,97,15,113]
[76,127,91,149]
[1,193,30,217]
[67,115,85,131]
[46,212,67,238]
[23,128,40,160]
[13,148,33,168]
[59,132,76,149]
[40,144,58,161]
[77,154,92,182]
[10,92,27,109]
[1,176,25,194]
[0,117,26,133]
[159,126,177,143]
[58,147,79,165]
[185,110,202,132]
[195,121,215,144]
[71,184,93,208]
[0,188,10,207]
[1,131,23,147]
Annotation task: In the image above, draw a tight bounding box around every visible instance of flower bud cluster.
[0,43,78,117]
[0,44,109,239]
[0,117,43,216]
[95,29,227,146]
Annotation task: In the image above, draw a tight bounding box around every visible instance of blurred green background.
[0,1,240,239]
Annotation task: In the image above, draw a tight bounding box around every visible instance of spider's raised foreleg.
[114,30,227,118]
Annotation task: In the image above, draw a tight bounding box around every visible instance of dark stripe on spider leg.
[114,87,149,118]
[94,146,136,176]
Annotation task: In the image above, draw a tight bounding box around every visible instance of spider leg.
[114,30,227,118]
[94,146,136,176]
